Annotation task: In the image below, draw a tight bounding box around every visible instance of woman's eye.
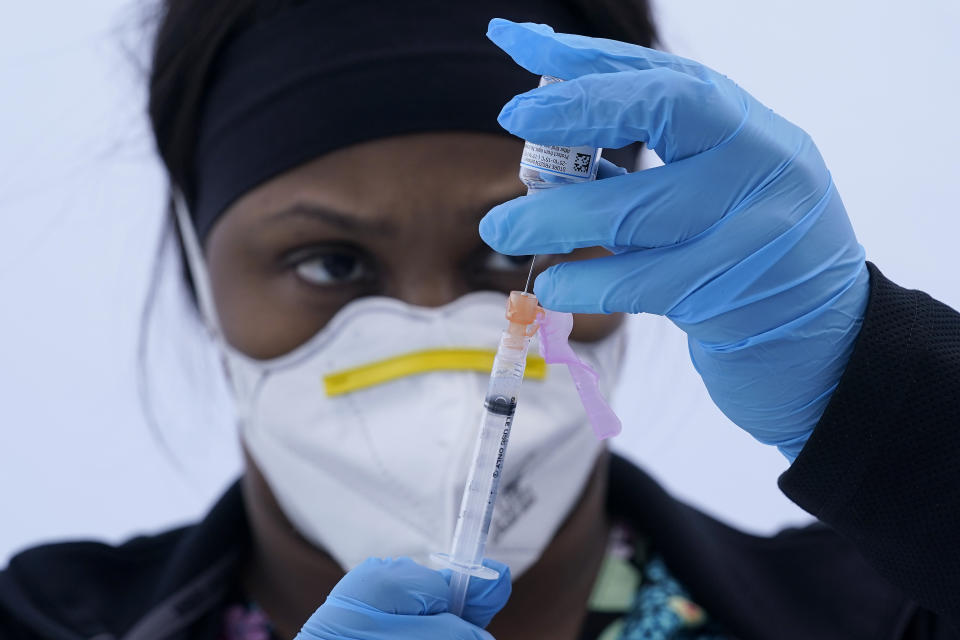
[483,251,533,272]
[295,252,368,286]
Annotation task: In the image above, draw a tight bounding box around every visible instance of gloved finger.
[299,606,495,640]
[481,153,754,256]
[530,177,858,320]
[531,249,685,314]
[328,557,450,615]
[498,68,746,163]
[596,157,628,180]
[487,18,707,80]
[439,558,512,628]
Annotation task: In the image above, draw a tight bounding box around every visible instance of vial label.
[519,76,599,180]
[520,143,597,178]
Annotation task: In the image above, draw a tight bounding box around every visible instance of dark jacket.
[1,264,958,639]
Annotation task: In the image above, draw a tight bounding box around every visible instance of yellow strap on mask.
[323,348,547,397]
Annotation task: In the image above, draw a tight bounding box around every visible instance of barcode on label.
[573,153,591,174]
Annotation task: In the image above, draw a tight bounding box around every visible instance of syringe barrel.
[448,330,531,570]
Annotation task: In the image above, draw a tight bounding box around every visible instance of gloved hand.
[480,19,870,460]
[296,557,511,640]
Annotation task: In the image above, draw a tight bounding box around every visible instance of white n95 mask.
[225,293,625,576]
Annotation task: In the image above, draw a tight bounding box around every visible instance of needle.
[523,255,537,293]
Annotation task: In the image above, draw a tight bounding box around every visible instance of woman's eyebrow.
[264,202,398,236]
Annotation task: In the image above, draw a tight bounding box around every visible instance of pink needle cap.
[538,309,622,439]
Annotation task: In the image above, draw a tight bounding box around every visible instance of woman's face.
[205,131,622,359]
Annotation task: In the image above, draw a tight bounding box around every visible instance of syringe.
[432,290,540,616]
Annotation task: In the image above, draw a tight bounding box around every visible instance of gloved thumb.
[328,557,451,615]
[440,558,512,628]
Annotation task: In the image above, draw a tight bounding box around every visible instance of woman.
[1,1,958,639]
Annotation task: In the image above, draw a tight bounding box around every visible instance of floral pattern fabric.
[220,603,272,640]
[610,556,728,640]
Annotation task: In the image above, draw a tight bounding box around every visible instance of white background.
[2,1,958,566]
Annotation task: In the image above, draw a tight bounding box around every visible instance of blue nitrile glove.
[296,557,511,640]
[480,19,870,461]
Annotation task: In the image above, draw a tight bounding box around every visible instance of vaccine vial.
[518,76,603,193]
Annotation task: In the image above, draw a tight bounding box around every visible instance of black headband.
[190,1,593,240]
